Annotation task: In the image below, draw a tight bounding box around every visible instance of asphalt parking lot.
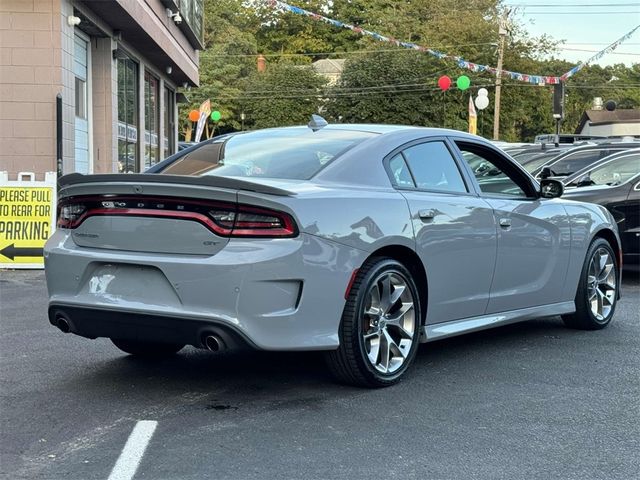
[1,269,639,480]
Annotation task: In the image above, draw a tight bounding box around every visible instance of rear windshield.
[158,128,376,180]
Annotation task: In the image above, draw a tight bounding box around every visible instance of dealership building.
[0,0,202,178]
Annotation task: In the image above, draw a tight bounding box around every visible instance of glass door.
[117,56,138,173]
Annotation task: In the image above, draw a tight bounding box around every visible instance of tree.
[179,0,259,138]
[180,0,639,141]
[242,63,327,129]
[324,50,455,126]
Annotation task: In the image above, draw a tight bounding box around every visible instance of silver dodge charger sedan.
[45,122,622,387]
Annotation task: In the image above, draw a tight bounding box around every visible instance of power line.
[519,10,639,14]
[209,44,497,57]
[207,83,640,101]
[558,47,640,55]
[564,42,640,45]
[506,2,640,7]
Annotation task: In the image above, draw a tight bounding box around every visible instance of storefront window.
[117,57,138,173]
[144,71,160,169]
[164,88,175,159]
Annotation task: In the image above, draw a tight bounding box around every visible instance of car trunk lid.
[57,174,296,255]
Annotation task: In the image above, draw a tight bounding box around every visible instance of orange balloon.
[188,110,200,122]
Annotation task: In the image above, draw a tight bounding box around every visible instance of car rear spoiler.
[57,173,295,197]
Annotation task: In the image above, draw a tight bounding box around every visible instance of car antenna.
[308,114,328,132]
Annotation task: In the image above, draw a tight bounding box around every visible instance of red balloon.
[188,110,200,122]
[438,75,452,91]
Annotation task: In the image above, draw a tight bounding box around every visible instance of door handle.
[419,209,435,221]
[499,218,512,228]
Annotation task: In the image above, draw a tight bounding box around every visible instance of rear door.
[453,140,572,314]
[386,138,497,324]
[621,180,640,258]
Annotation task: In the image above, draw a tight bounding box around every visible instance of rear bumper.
[48,304,254,350]
[44,229,367,351]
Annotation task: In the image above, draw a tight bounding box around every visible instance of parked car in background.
[534,134,607,144]
[563,149,640,187]
[511,145,576,171]
[496,143,533,158]
[562,149,640,266]
[531,142,640,179]
[45,123,622,387]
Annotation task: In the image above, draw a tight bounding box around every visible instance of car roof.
[322,124,418,134]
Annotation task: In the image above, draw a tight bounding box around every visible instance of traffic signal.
[553,83,565,119]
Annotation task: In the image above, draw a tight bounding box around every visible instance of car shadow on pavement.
[62,315,573,398]
[54,275,637,405]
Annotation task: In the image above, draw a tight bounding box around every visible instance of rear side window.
[400,141,467,193]
[388,154,415,188]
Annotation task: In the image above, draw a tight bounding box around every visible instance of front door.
[73,32,90,174]
[454,140,571,314]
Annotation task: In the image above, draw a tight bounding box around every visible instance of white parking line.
[107,420,158,480]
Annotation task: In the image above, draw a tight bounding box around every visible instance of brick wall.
[0,0,62,179]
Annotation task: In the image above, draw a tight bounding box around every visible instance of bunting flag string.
[259,1,639,86]
[560,24,640,81]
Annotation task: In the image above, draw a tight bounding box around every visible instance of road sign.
[0,172,57,269]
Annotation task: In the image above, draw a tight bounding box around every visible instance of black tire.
[562,237,619,330]
[111,338,185,357]
[325,257,422,388]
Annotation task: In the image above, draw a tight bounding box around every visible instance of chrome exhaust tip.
[203,335,224,352]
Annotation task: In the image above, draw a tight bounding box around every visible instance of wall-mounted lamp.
[166,8,182,25]
[67,15,81,27]
[166,66,172,75]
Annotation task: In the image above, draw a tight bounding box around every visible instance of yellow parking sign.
[0,172,57,269]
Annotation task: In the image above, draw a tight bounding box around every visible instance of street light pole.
[493,10,509,140]
[241,112,245,131]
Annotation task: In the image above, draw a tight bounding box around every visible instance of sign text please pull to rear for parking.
[0,172,57,269]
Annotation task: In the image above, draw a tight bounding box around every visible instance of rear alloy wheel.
[326,257,421,387]
[562,238,618,330]
[111,339,185,357]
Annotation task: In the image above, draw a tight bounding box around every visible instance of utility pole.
[493,10,509,140]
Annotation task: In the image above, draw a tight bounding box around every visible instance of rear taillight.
[206,205,296,237]
[57,196,297,238]
[57,203,87,228]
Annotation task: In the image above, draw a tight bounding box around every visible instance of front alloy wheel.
[586,247,617,321]
[326,257,421,387]
[563,238,618,330]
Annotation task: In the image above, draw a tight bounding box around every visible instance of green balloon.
[210,110,221,122]
[457,75,471,90]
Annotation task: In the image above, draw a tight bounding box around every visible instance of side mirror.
[540,178,564,198]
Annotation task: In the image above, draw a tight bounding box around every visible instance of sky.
[506,1,640,66]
